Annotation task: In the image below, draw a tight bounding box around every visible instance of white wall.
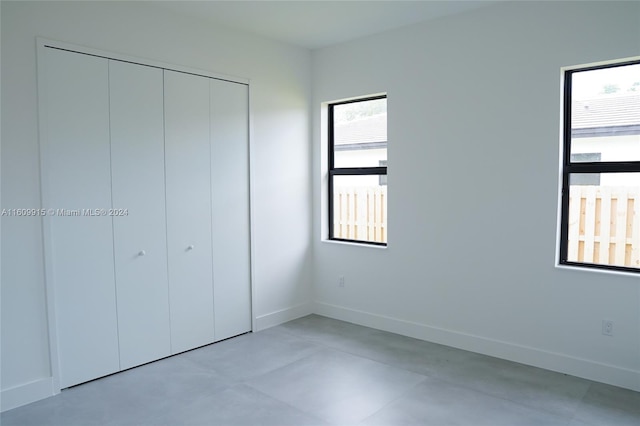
[1,0,312,410]
[312,1,640,391]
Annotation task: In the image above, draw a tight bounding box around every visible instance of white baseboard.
[255,302,313,331]
[314,301,640,392]
[1,377,56,412]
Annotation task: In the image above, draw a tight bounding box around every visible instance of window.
[559,59,640,273]
[329,95,387,245]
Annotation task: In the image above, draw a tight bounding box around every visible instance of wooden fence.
[334,187,387,243]
[568,186,640,268]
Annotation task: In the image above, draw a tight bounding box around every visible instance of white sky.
[573,63,640,100]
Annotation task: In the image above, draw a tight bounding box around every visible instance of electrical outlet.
[602,320,614,336]
[338,276,345,288]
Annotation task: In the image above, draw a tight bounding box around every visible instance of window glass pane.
[333,98,387,168]
[570,63,640,162]
[333,174,386,244]
[566,172,640,269]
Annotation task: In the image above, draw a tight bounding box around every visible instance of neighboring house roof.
[335,114,387,149]
[572,94,640,137]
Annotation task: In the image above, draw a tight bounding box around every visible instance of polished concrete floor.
[2,314,640,426]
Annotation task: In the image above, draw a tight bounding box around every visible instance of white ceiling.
[151,1,501,50]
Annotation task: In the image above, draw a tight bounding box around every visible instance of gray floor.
[2,315,640,426]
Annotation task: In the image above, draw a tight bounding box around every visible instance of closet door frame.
[37,38,255,395]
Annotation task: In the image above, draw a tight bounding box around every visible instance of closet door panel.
[109,60,171,369]
[210,81,252,341]
[164,70,215,353]
[42,48,119,388]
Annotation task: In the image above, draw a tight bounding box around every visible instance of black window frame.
[328,95,387,246]
[559,59,640,274]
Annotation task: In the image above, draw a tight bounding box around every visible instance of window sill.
[322,239,388,250]
[555,263,639,279]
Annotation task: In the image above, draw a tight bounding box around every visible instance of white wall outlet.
[338,276,345,288]
[602,320,614,336]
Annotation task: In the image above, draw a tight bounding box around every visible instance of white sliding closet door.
[164,70,215,353]
[210,80,252,341]
[42,48,119,388]
[109,60,171,369]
